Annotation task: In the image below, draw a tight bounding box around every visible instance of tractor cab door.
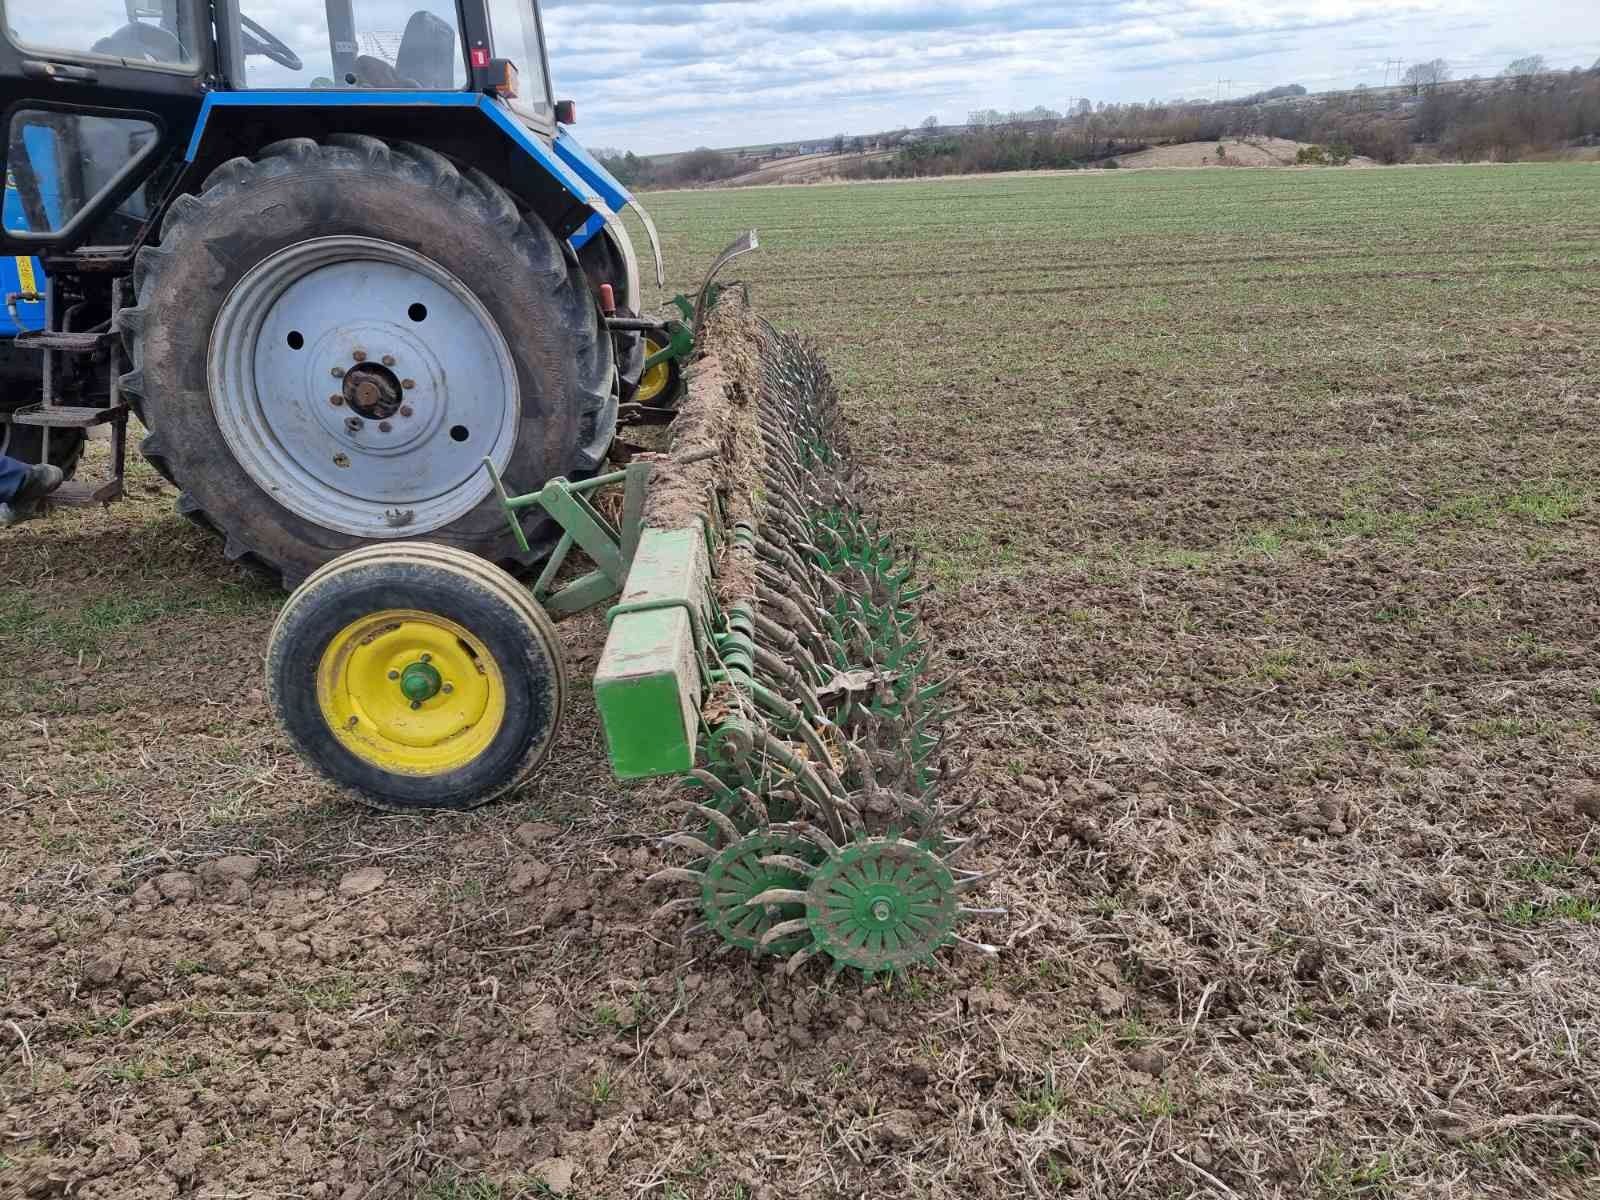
[0,0,208,256]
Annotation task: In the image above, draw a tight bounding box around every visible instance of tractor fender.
[182,92,607,243]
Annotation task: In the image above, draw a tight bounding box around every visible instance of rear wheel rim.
[316,607,507,776]
[209,235,521,539]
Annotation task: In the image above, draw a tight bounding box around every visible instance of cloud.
[9,0,1595,154]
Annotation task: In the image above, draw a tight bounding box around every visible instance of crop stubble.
[2,164,1599,1198]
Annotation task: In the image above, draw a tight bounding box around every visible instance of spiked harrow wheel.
[634,298,997,979]
[700,829,815,955]
[802,837,962,977]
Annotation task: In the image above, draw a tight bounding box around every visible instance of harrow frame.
[266,237,998,978]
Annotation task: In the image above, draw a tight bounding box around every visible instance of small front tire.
[267,542,566,812]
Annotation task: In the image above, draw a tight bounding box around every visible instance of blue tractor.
[0,0,681,583]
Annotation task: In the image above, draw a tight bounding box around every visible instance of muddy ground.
[4,164,1600,1198]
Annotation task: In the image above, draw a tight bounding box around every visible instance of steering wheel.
[239,14,303,71]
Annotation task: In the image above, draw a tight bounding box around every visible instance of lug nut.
[330,394,344,406]
[379,421,392,433]
[333,453,350,468]
[410,701,421,710]
[401,379,416,390]
[331,366,345,378]
[399,405,414,418]
[442,683,454,694]
[388,670,400,680]
[382,355,396,366]
[420,653,432,664]
[345,416,364,432]
[353,350,367,362]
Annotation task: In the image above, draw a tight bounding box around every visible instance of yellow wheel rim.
[317,609,505,777]
[637,335,672,405]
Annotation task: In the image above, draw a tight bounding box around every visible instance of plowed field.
[4,164,1599,1199]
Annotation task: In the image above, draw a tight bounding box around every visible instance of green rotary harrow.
[266,265,996,980]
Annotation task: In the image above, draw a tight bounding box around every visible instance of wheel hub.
[343,362,404,420]
[399,660,443,704]
[210,236,521,540]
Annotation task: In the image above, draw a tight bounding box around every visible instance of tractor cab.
[0,0,667,557]
[0,0,572,258]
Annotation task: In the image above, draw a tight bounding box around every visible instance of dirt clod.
[200,854,262,883]
[81,949,124,984]
[154,871,197,902]
[876,1111,921,1147]
[507,860,552,892]
[532,1155,577,1194]
[1571,784,1600,820]
[336,867,386,897]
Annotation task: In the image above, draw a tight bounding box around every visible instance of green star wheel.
[702,831,820,956]
[806,837,960,979]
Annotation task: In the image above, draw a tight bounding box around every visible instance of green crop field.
[4,164,1599,1198]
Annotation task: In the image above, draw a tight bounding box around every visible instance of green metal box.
[594,527,710,779]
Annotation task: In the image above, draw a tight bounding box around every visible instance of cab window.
[238,1,467,91]
[484,0,551,115]
[3,0,198,68]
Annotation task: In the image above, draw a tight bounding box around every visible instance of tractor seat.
[92,21,185,63]
[353,55,416,88]
[395,11,458,90]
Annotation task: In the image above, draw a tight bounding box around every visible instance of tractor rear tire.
[121,136,615,587]
[267,541,567,812]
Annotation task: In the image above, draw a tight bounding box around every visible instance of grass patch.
[1013,1084,1068,1129]
[1315,1147,1400,1198]
[1502,896,1599,926]
[1506,484,1585,524]
[1509,856,1577,884]
[300,975,359,1012]
[0,582,278,656]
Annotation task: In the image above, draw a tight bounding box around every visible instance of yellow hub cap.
[637,335,672,405]
[317,609,505,777]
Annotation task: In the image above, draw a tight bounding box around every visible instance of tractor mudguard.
[182,92,663,301]
[184,93,598,237]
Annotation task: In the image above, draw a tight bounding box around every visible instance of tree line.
[854,58,1600,178]
[598,57,1600,189]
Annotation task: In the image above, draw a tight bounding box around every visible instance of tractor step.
[14,329,117,353]
[8,404,130,429]
[45,479,124,507]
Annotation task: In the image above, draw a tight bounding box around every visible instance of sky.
[11,1,1598,154]
[540,0,1600,154]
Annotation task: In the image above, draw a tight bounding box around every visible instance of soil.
[721,152,896,188]
[4,165,1600,1199]
[638,297,765,605]
[1117,137,1375,168]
